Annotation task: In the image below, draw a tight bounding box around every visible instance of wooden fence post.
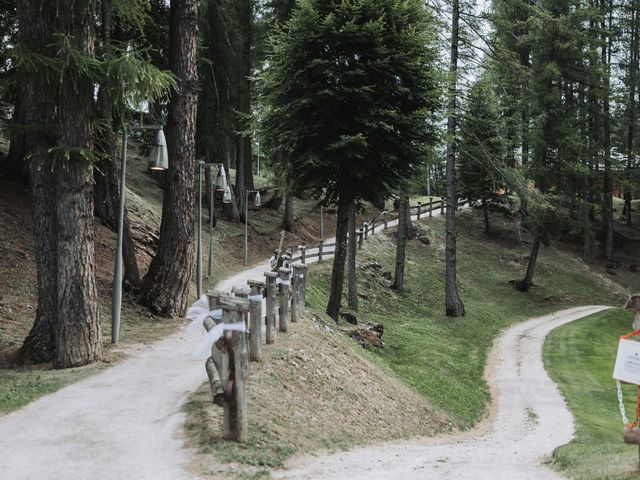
[219,298,250,442]
[363,221,369,240]
[371,217,376,235]
[299,263,308,314]
[291,263,303,322]
[278,267,290,333]
[203,290,227,407]
[417,201,422,219]
[264,272,278,344]
[429,198,433,217]
[247,280,264,297]
[248,295,263,362]
[383,209,388,229]
[300,244,307,264]
[358,229,363,250]
[318,240,324,262]
[440,197,445,215]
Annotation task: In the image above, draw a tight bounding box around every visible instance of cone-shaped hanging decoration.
[215,165,227,192]
[148,129,169,171]
[254,191,262,207]
[222,184,232,204]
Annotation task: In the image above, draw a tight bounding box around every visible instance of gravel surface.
[273,305,610,480]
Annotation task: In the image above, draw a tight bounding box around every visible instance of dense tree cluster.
[2,0,640,367]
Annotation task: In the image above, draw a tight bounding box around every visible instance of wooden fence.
[188,196,464,442]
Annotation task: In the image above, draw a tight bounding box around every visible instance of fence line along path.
[0,198,453,480]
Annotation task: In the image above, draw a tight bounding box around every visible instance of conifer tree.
[262,0,439,320]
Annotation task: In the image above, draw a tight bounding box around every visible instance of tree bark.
[17,0,58,364]
[393,195,408,294]
[326,197,350,321]
[445,0,465,317]
[602,0,614,261]
[482,199,490,234]
[516,232,540,293]
[347,201,358,310]
[4,97,29,182]
[625,0,639,228]
[281,193,295,232]
[54,0,102,367]
[138,0,199,317]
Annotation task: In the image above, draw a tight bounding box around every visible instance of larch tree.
[138,0,199,317]
[444,0,465,317]
[262,0,439,320]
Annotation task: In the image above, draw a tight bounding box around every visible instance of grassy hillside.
[545,308,640,480]
[306,210,628,426]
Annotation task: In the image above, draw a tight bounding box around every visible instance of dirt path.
[273,305,610,480]
[0,205,603,480]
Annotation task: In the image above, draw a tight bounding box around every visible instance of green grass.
[306,212,624,427]
[0,363,108,415]
[545,308,640,480]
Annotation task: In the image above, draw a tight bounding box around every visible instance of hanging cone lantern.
[215,165,228,192]
[222,185,232,204]
[254,191,262,207]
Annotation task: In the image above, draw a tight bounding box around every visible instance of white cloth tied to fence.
[186,295,209,333]
[248,294,263,302]
[193,321,247,359]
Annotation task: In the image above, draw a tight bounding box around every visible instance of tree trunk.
[347,202,358,310]
[482,199,490,234]
[239,0,253,191]
[4,97,29,182]
[516,232,540,293]
[235,134,247,222]
[138,0,199,317]
[281,193,295,232]
[445,0,465,317]
[17,0,58,364]
[602,0,614,261]
[626,0,639,228]
[326,197,350,321]
[393,195,408,294]
[54,0,102,368]
[223,184,241,222]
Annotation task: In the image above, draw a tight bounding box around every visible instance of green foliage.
[260,0,441,206]
[545,308,640,480]
[458,78,504,209]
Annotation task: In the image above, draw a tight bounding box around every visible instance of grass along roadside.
[306,211,626,427]
[545,308,640,480]
[184,209,630,478]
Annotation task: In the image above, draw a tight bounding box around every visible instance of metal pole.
[207,166,215,277]
[111,128,128,344]
[244,190,249,265]
[197,162,203,298]
[320,205,324,240]
[257,137,260,177]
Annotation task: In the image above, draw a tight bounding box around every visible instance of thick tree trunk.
[17,0,58,364]
[138,0,199,317]
[54,0,102,368]
[281,193,295,232]
[347,202,358,310]
[239,0,253,191]
[516,232,540,293]
[393,195,408,294]
[326,197,350,321]
[445,0,465,317]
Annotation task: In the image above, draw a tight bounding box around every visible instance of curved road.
[274,305,610,480]
[0,201,607,479]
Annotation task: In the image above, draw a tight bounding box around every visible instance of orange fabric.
[620,330,640,340]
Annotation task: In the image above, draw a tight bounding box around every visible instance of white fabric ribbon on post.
[248,294,263,302]
[193,321,247,359]
[186,295,209,333]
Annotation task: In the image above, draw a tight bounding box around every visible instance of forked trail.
[274,305,610,480]
[0,204,605,479]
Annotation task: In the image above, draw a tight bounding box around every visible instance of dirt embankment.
[184,312,453,478]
